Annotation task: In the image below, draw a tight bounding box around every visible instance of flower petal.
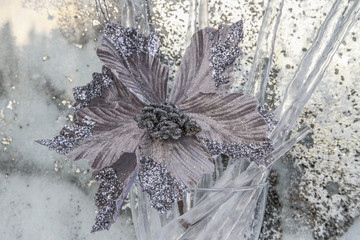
[66,68,147,169]
[68,126,145,169]
[74,66,145,107]
[40,63,147,170]
[108,153,138,216]
[168,21,243,104]
[179,92,269,143]
[74,66,145,135]
[138,137,214,188]
[96,23,168,103]
[73,65,146,131]
[91,153,138,232]
[74,100,143,133]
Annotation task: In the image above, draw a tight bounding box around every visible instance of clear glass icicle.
[270,0,360,146]
[245,0,284,105]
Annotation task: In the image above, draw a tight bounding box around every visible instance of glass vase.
[130,157,269,240]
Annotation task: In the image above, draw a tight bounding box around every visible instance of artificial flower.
[37,20,273,232]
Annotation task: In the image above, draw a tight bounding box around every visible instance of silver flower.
[37,21,273,232]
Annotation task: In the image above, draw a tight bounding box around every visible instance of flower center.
[135,102,201,140]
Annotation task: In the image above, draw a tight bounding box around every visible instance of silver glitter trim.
[72,67,114,111]
[138,157,187,213]
[103,22,160,57]
[36,116,95,155]
[208,21,244,87]
[257,106,279,132]
[200,137,274,167]
[91,167,123,233]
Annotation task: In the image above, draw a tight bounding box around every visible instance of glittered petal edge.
[169,21,243,104]
[137,156,187,213]
[257,106,279,133]
[72,66,115,112]
[91,153,138,232]
[200,137,274,167]
[36,117,95,155]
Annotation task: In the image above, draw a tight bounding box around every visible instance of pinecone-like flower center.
[135,102,201,140]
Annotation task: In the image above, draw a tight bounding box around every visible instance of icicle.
[198,0,209,30]
[185,0,198,47]
[120,0,136,28]
[271,0,360,145]
[95,0,110,23]
[245,0,284,105]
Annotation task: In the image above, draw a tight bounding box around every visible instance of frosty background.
[0,0,359,239]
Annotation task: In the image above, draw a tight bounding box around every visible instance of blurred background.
[0,0,359,239]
